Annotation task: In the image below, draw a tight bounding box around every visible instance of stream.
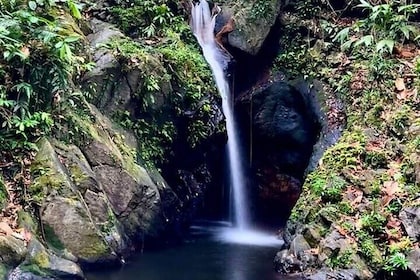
[86,221,297,280]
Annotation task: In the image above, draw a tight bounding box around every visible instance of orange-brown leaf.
[0,222,14,236]
[395,78,405,91]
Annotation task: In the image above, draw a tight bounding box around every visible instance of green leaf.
[55,41,64,49]
[64,35,80,43]
[333,27,350,44]
[356,0,372,10]
[399,26,410,40]
[376,39,395,53]
[67,0,82,19]
[354,35,374,47]
[28,1,37,10]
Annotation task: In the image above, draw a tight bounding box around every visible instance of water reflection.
[87,222,290,280]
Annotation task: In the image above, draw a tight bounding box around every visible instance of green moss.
[17,210,37,233]
[20,263,49,277]
[43,224,65,251]
[32,251,50,268]
[326,249,354,269]
[322,130,366,171]
[0,175,8,209]
[0,263,9,280]
[78,235,109,258]
[30,167,68,204]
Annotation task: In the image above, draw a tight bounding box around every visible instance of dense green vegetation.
[0,0,88,150]
[279,0,419,277]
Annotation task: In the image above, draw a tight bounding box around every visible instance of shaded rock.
[307,269,362,280]
[289,234,311,256]
[82,141,121,167]
[302,224,324,248]
[274,234,315,273]
[399,204,420,241]
[24,239,84,280]
[84,19,170,116]
[7,267,54,280]
[0,235,27,266]
[274,249,302,273]
[0,263,8,280]
[53,142,100,194]
[52,140,129,256]
[238,80,322,224]
[87,19,123,49]
[318,230,351,262]
[407,246,420,278]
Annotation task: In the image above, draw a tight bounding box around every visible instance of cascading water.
[191,0,283,246]
[191,0,250,230]
[191,0,282,246]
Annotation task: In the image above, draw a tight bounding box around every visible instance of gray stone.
[0,235,27,266]
[407,247,420,278]
[220,0,281,54]
[7,267,54,280]
[289,234,311,256]
[41,196,117,266]
[25,239,84,280]
[400,204,420,241]
[87,19,123,48]
[94,165,162,237]
[319,230,351,262]
[82,141,121,167]
[307,269,361,280]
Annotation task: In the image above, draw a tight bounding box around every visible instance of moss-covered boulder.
[10,239,84,280]
[0,235,27,267]
[219,0,281,55]
[32,138,118,266]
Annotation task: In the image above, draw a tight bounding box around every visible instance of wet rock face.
[237,80,321,224]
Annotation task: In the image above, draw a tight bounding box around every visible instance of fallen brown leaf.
[395,78,406,91]
[0,222,14,236]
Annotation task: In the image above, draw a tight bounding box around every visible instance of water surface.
[87,222,296,280]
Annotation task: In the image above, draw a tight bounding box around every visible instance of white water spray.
[191,0,249,229]
[191,0,283,246]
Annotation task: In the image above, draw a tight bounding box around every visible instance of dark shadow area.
[236,80,322,227]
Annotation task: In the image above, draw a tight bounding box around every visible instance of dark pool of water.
[86,222,298,280]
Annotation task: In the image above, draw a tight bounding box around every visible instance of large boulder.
[29,103,181,267]
[32,138,118,266]
[84,19,171,116]
[0,235,27,267]
[219,0,282,55]
[7,238,84,280]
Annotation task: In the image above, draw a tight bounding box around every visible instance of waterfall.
[191,0,250,229]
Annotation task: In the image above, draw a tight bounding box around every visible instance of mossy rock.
[0,175,7,209]
[0,263,8,280]
[41,196,117,266]
[30,138,75,204]
[0,235,27,267]
[17,210,38,234]
[220,0,282,54]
